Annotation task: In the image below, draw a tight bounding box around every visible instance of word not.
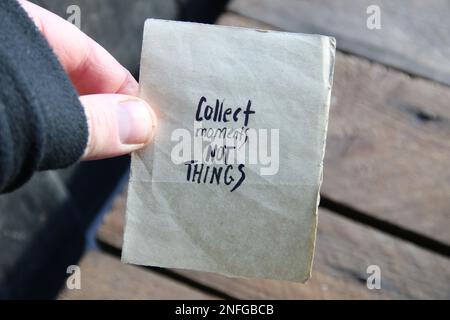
[195,96,255,126]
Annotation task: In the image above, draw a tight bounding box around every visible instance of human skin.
[19,0,156,161]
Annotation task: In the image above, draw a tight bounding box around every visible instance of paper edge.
[142,18,334,41]
[305,36,337,283]
[121,20,338,283]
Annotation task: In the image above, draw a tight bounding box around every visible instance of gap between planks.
[216,12,450,253]
[96,240,236,300]
[96,190,450,299]
[228,0,450,87]
[58,250,222,300]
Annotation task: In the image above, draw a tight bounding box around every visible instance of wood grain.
[94,11,450,300]
[96,191,450,299]
[58,250,217,300]
[217,13,450,246]
[229,0,450,86]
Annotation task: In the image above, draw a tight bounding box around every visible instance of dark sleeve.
[0,0,88,193]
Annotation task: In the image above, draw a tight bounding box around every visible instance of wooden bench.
[59,0,450,299]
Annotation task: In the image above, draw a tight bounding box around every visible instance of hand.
[19,0,156,160]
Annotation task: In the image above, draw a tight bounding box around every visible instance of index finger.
[19,0,138,96]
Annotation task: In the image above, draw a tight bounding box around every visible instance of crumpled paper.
[122,19,335,282]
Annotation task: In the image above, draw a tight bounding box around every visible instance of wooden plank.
[58,251,217,300]
[229,0,450,86]
[217,13,450,246]
[97,190,450,299]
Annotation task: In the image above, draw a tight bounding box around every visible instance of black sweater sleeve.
[0,0,88,193]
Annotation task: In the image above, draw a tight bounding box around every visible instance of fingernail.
[117,99,154,145]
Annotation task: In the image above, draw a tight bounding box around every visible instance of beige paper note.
[122,19,336,282]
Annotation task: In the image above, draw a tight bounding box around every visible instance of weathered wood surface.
[229,0,450,86]
[96,191,450,299]
[59,251,217,300]
[217,13,450,246]
[93,11,450,299]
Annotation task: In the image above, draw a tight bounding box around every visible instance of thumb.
[80,94,156,160]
